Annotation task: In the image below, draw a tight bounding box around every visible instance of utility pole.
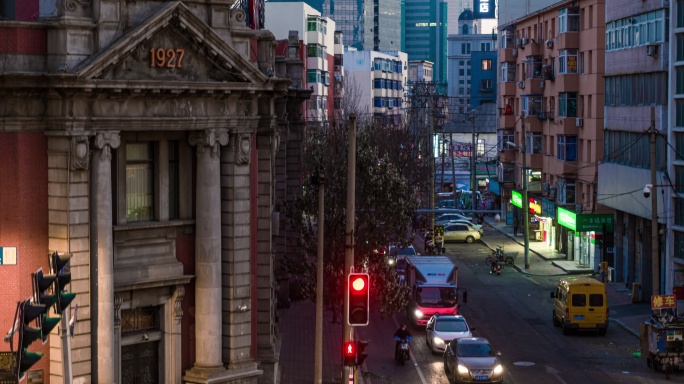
[470,111,477,219]
[343,114,357,380]
[314,174,325,384]
[649,107,659,295]
[440,133,446,193]
[522,112,530,270]
[450,134,456,205]
[430,103,435,226]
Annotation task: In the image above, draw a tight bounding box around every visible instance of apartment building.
[343,50,408,125]
[265,2,339,122]
[447,9,498,114]
[597,0,675,300]
[496,0,608,270]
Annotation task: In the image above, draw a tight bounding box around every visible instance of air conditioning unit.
[518,81,525,89]
[522,37,529,45]
[576,118,584,127]
[546,39,554,49]
[512,49,518,57]
[646,44,658,57]
[516,38,524,47]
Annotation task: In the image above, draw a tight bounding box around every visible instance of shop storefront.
[511,190,543,242]
[557,207,615,271]
[540,198,557,250]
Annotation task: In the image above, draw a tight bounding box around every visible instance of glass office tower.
[404,0,448,82]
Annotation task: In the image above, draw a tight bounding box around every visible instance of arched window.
[462,24,469,34]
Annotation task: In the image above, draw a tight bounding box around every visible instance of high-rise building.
[316,0,403,51]
[598,0,671,298]
[405,0,448,82]
[447,9,497,114]
[497,0,560,25]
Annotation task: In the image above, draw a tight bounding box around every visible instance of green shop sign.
[511,190,522,208]
[557,207,614,232]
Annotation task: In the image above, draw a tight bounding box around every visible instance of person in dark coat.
[513,217,520,236]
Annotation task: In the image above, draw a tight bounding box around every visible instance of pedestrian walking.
[513,216,520,236]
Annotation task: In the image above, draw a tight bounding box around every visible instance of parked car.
[443,337,504,383]
[442,220,484,236]
[436,213,472,226]
[426,314,473,354]
[443,223,481,243]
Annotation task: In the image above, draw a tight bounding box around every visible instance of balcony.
[525,41,543,57]
[499,149,516,164]
[528,153,543,170]
[523,77,544,94]
[500,81,517,96]
[548,157,578,177]
[499,113,517,129]
[557,32,579,50]
[524,114,542,132]
[500,48,518,62]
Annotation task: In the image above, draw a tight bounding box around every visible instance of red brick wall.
[0,27,47,54]
[0,132,50,376]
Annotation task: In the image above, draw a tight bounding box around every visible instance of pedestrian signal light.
[347,273,369,326]
[343,341,357,366]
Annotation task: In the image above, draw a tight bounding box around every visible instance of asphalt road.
[355,236,677,384]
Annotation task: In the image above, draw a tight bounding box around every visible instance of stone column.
[186,130,229,377]
[91,131,120,384]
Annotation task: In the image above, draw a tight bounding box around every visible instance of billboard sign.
[474,0,496,19]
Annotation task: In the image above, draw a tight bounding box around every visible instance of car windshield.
[458,343,494,357]
[416,287,457,307]
[435,318,468,332]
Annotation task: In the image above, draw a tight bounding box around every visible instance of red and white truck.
[404,256,459,327]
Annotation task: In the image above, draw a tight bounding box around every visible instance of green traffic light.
[57,293,76,315]
[19,351,44,375]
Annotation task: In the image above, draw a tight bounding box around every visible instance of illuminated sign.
[557,207,576,230]
[529,199,541,215]
[474,0,496,19]
[557,207,615,232]
[511,190,522,208]
[651,294,677,309]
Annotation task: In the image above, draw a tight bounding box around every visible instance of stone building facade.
[0,1,298,383]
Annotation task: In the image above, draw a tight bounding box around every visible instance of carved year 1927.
[150,48,185,68]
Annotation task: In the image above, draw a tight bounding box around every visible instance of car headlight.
[433,336,444,345]
[457,364,469,374]
[493,364,503,375]
[388,258,395,265]
[414,309,424,318]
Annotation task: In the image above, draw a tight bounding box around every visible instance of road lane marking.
[392,315,428,384]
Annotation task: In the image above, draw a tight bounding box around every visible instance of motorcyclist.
[424,230,434,254]
[434,231,444,255]
[490,258,500,274]
[394,324,413,360]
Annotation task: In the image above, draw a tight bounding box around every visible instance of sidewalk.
[479,216,650,339]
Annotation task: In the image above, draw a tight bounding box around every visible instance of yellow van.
[550,277,608,335]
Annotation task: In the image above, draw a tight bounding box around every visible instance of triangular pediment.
[75,2,267,84]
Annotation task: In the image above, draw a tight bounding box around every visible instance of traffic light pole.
[344,114,357,379]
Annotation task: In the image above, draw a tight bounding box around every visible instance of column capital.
[189,129,229,159]
[93,131,121,161]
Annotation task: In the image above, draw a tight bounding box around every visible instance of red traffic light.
[344,341,356,357]
[351,276,366,293]
[347,273,370,326]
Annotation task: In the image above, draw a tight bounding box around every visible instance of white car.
[426,314,473,354]
[443,220,484,235]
